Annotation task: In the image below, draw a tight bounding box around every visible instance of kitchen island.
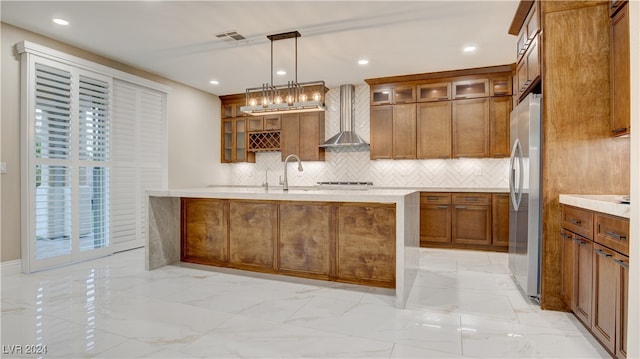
[145,187,419,308]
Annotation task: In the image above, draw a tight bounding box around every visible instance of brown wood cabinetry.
[419,193,452,246]
[514,1,541,99]
[181,199,396,289]
[228,201,278,271]
[279,202,332,277]
[452,193,492,246]
[560,205,630,358]
[370,105,393,159]
[181,198,228,265]
[452,98,490,158]
[417,102,452,159]
[490,97,512,157]
[392,104,417,159]
[420,192,506,251]
[610,1,630,136]
[336,203,396,288]
[417,82,450,102]
[491,193,510,248]
[452,78,490,99]
[369,104,417,160]
[280,112,325,161]
[222,118,253,163]
[370,84,415,105]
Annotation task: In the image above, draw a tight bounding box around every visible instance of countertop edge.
[559,194,630,219]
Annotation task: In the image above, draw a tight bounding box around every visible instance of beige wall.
[0,23,228,262]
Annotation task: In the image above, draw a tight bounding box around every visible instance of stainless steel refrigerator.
[508,93,542,301]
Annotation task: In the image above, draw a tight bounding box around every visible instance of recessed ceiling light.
[358,59,369,65]
[53,18,69,26]
[209,80,219,85]
[463,46,477,53]
[276,70,286,76]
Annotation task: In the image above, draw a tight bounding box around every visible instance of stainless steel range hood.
[319,84,369,149]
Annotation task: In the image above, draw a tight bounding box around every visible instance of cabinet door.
[417,82,451,102]
[235,119,246,162]
[592,244,617,353]
[610,3,630,136]
[279,203,332,276]
[560,230,576,309]
[491,76,512,97]
[574,235,593,326]
[370,105,393,159]
[336,204,396,287]
[222,119,233,163]
[280,113,300,161]
[246,117,263,132]
[417,102,452,159]
[452,204,491,246]
[420,204,451,245]
[299,112,325,161]
[525,35,540,87]
[181,198,227,265]
[452,98,490,158]
[452,78,489,99]
[263,114,281,130]
[615,252,629,359]
[371,86,393,105]
[490,97,512,158]
[393,85,416,104]
[392,104,417,159]
[228,201,277,270]
[516,60,527,97]
[491,194,510,248]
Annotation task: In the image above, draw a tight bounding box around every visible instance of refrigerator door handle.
[509,138,523,211]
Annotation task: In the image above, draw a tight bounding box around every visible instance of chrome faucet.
[279,154,303,191]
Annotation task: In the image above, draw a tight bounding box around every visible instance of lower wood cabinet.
[337,204,396,287]
[420,192,507,251]
[279,202,332,277]
[181,198,396,289]
[228,201,278,271]
[181,198,227,265]
[560,205,629,358]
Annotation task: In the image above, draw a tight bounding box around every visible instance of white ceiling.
[1,1,520,96]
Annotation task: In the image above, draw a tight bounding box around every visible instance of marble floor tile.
[1,247,610,358]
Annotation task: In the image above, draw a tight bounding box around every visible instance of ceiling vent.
[215,31,246,41]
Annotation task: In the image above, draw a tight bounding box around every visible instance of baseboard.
[1,259,22,275]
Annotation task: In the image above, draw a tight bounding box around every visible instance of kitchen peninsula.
[145,187,419,308]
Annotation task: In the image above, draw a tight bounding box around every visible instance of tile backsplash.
[226,85,509,189]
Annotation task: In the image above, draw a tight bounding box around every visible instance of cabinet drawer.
[595,214,629,256]
[452,193,491,205]
[420,192,451,205]
[562,206,594,240]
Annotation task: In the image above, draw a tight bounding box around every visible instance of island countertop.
[148,186,419,203]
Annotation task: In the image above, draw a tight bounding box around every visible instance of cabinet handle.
[612,127,628,134]
[426,196,440,200]
[577,240,588,246]
[614,259,629,269]
[568,218,582,225]
[605,231,626,240]
[455,205,467,209]
[436,205,449,209]
[464,197,479,201]
[595,249,613,258]
[560,232,570,239]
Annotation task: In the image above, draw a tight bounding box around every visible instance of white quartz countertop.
[559,194,630,219]
[148,186,418,203]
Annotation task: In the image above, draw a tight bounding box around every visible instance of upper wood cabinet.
[516,33,540,98]
[610,1,630,136]
[222,102,247,118]
[280,112,325,161]
[392,104,417,159]
[490,96,512,158]
[452,98,490,158]
[370,84,415,105]
[452,78,490,99]
[417,82,451,102]
[417,101,452,159]
[516,1,540,62]
[491,76,512,97]
[370,104,416,160]
[370,105,394,159]
[221,118,254,163]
